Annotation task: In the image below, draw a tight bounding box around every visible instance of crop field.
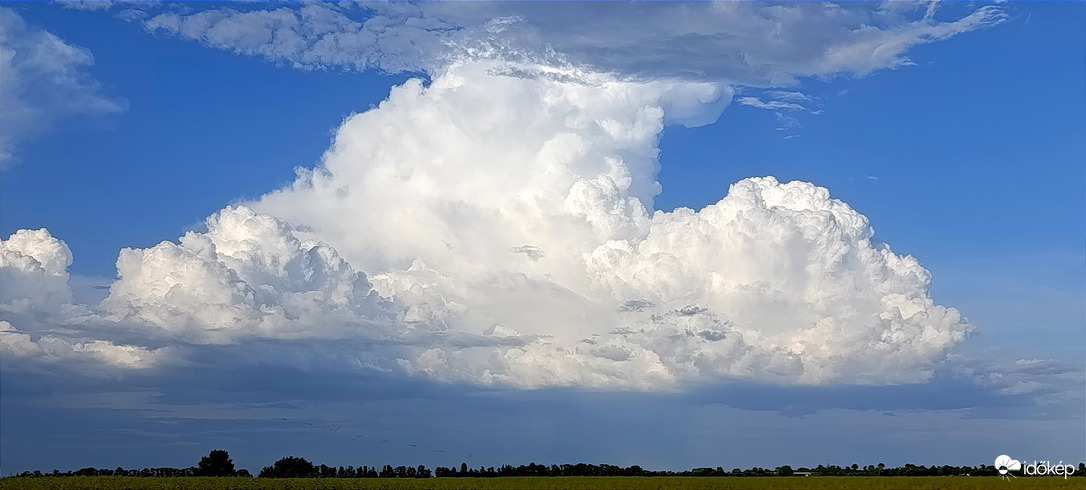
[0,476,1081,490]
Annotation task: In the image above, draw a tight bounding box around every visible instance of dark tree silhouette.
[259,456,316,478]
[196,449,236,477]
[11,454,1086,480]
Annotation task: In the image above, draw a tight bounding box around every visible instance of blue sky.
[0,0,1083,475]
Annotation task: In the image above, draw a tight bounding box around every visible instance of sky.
[0,0,1083,476]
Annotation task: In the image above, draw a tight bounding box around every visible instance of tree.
[259,456,316,478]
[197,449,236,476]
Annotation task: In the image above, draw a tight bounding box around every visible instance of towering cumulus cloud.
[106,60,958,389]
[0,230,162,370]
[1,2,991,390]
[103,206,385,344]
[0,228,74,308]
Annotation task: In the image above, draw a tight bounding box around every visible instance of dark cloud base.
[3,355,1082,475]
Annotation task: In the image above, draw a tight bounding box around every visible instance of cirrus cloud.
[0,7,126,167]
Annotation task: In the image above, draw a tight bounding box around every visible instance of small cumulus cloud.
[737,96,808,112]
[1,228,74,307]
[766,90,811,102]
[737,90,824,136]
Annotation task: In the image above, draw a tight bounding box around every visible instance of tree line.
[9,450,1086,478]
[10,450,251,478]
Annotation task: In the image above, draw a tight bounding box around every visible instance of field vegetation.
[2,476,1084,490]
[5,450,1082,489]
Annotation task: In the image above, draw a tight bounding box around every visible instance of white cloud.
[1,60,973,389]
[57,1,114,11]
[143,4,455,73]
[735,89,826,135]
[0,320,162,370]
[0,231,164,371]
[584,177,969,384]
[766,90,812,102]
[737,96,808,112]
[0,2,1008,390]
[138,2,1006,85]
[735,89,825,135]
[102,205,386,344]
[85,61,957,389]
[0,7,126,167]
[951,354,1084,404]
[0,228,74,308]
[58,1,159,11]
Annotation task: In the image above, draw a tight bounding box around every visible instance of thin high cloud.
[136,1,1006,84]
[131,1,1002,138]
[1,2,1040,394]
[0,7,126,167]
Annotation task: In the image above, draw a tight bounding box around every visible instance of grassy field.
[0,476,1081,490]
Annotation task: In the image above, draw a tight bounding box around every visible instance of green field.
[0,477,1080,490]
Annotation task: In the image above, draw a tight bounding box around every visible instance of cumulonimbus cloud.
[0,1,1000,390]
[3,59,970,389]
